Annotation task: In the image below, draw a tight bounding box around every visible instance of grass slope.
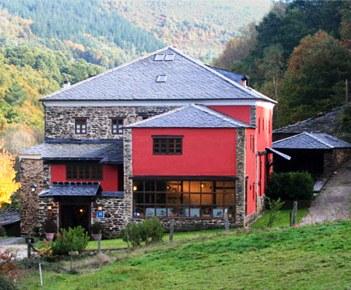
[20,221,351,290]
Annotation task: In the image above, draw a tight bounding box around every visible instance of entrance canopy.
[39,182,101,197]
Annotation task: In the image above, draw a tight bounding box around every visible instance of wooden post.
[224,209,230,231]
[169,219,175,242]
[290,201,298,227]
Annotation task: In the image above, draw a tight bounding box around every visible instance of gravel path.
[0,237,28,260]
[301,159,351,225]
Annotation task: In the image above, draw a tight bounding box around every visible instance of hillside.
[105,0,272,61]
[19,221,351,289]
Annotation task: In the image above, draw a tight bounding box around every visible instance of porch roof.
[39,182,101,197]
[21,139,123,164]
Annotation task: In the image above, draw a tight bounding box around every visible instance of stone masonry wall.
[45,106,174,140]
[19,158,50,235]
[235,128,246,226]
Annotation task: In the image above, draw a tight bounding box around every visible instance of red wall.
[209,105,251,124]
[132,128,237,176]
[245,128,257,215]
[50,163,120,192]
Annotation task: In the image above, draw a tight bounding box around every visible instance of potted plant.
[91,222,103,240]
[43,219,57,241]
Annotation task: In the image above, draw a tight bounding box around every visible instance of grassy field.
[19,220,351,290]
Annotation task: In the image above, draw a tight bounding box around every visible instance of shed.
[272,132,351,177]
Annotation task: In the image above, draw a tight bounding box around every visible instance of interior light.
[200,183,205,189]
[79,208,84,214]
[133,185,138,191]
[47,205,52,210]
[97,206,103,211]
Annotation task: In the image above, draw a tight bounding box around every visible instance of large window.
[66,163,102,180]
[133,180,235,218]
[75,118,87,134]
[153,136,182,155]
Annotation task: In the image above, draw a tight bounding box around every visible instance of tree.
[0,144,20,207]
[278,31,351,126]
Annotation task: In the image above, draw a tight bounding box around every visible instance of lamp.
[97,206,103,211]
[133,185,138,191]
[47,205,52,210]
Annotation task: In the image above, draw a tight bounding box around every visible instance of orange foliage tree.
[0,144,20,207]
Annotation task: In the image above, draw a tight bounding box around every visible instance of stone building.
[19,47,277,237]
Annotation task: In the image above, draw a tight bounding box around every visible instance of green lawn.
[19,220,351,290]
[252,208,308,229]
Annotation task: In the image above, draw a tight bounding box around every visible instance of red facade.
[132,128,237,177]
[50,163,121,192]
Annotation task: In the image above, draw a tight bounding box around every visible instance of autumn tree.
[0,144,20,207]
[277,31,351,126]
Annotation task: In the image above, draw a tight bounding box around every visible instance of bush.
[267,172,314,201]
[43,219,57,233]
[0,275,16,290]
[52,226,89,255]
[122,218,164,248]
[266,197,285,227]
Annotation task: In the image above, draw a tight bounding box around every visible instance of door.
[59,200,91,233]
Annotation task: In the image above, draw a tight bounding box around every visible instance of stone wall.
[45,106,174,139]
[93,197,128,238]
[235,128,246,226]
[19,158,50,235]
[324,149,351,176]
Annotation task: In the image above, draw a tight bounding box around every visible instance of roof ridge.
[42,46,172,101]
[169,47,276,104]
[304,132,334,148]
[192,104,249,127]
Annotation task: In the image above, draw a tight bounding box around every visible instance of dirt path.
[301,159,351,225]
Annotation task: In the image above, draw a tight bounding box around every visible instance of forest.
[215,0,351,129]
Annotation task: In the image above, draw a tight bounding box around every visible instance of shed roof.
[42,47,275,104]
[128,104,250,128]
[21,139,123,164]
[273,132,351,150]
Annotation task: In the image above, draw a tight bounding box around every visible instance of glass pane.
[168,208,178,217]
[145,193,155,204]
[167,192,181,205]
[134,192,144,204]
[200,181,213,193]
[156,193,166,204]
[134,207,144,218]
[190,181,201,193]
[224,193,235,206]
[201,207,212,217]
[182,193,190,205]
[213,208,224,218]
[156,208,167,217]
[190,193,201,205]
[216,193,224,206]
[145,181,155,192]
[133,181,142,192]
[180,208,190,217]
[167,181,181,192]
[156,181,167,192]
[145,208,155,217]
[190,208,200,217]
[201,194,213,205]
[182,181,190,193]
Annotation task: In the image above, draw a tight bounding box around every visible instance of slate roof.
[21,139,123,164]
[0,210,20,226]
[42,47,275,103]
[128,104,250,128]
[273,132,351,150]
[39,183,101,197]
[209,66,246,83]
[273,106,345,135]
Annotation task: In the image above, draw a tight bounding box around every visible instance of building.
[19,47,276,237]
[272,132,351,177]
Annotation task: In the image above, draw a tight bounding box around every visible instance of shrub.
[0,226,6,237]
[91,222,103,234]
[267,172,314,201]
[122,218,164,247]
[43,219,57,233]
[0,275,16,290]
[143,218,164,243]
[52,226,89,255]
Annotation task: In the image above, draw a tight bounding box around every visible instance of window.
[66,163,102,180]
[133,180,235,219]
[75,118,87,134]
[156,74,167,83]
[153,136,182,155]
[111,118,123,135]
[250,135,255,153]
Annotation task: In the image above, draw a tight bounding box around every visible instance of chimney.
[63,81,71,89]
[240,75,248,87]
